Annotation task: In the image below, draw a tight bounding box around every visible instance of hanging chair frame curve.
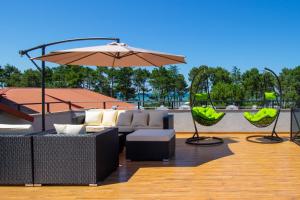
[186,67,224,146]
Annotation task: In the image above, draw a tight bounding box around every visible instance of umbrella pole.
[41,47,46,131]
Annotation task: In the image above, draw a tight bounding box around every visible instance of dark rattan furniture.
[33,128,119,186]
[0,132,35,186]
[126,129,175,161]
[291,108,300,144]
[71,111,174,153]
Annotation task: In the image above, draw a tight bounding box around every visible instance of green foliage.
[242,68,263,100]
[115,68,135,101]
[189,65,300,108]
[1,62,300,108]
[149,66,188,105]
[21,69,41,87]
[133,68,150,102]
[280,67,300,107]
[1,64,22,87]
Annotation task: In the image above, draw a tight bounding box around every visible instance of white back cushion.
[54,124,86,135]
[149,111,165,128]
[101,110,118,126]
[131,112,148,127]
[116,111,133,126]
[85,110,103,125]
[0,124,33,134]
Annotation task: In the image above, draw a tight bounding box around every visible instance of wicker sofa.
[72,109,174,154]
[33,128,119,186]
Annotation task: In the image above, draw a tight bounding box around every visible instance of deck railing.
[12,99,297,113]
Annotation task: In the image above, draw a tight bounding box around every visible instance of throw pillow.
[85,110,103,125]
[131,112,148,127]
[116,111,133,126]
[54,124,86,135]
[101,110,118,126]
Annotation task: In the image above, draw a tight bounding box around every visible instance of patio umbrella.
[33,42,186,67]
[23,39,186,131]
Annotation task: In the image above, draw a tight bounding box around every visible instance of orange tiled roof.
[0,88,135,113]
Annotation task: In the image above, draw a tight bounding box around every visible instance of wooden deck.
[1,133,300,200]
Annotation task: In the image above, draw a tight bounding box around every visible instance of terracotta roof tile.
[0,88,135,113]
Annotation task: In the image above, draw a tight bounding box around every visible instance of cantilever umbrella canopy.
[33,42,186,67]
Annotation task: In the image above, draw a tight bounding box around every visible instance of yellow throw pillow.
[101,110,118,126]
[85,110,103,126]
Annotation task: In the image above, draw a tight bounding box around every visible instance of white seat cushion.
[85,125,113,133]
[148,111,165,128]
[131,112,148,127]
[101,110,118,126]
[85,110,103,125]
[54,124,86,135]
[118,126,134,133]
[0,124,33,134]
[134,126,162,131]
[116,111,133,126]
[126,129,175,142]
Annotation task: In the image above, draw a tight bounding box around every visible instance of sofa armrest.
[163,114,174,129]
[0,134,33,184]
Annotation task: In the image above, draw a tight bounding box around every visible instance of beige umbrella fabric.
[33,42,186,67]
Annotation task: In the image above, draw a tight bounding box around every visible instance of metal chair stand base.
[246,134,283,144]
[186,135,224,146]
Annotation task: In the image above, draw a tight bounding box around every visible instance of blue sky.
[1,0,300,79]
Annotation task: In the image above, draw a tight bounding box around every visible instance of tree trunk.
[110,76,114,97]
[142,89,145,107]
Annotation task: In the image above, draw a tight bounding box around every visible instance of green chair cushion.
[194,93,208,101]
[191,106,225,126]
[264,92,276,101]
[243,108,278,127]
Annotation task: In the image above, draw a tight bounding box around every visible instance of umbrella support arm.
[19,37,120,131]
[19,37,120,55]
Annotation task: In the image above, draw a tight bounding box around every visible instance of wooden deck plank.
[1,133,300,200]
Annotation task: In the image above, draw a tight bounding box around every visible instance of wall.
[31,111,72,131]
[0,109,291,133]
[170,109,290,133]
[0,111,72,132]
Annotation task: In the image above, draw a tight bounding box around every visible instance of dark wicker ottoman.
[33,128,119,186]
[126,129,175,161]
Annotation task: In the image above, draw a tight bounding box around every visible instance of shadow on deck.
[103,137,239,185]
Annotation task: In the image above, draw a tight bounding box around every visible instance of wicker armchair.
[33,128,119,186]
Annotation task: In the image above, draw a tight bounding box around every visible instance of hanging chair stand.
[245,68,284,144]
[186,69,224,146]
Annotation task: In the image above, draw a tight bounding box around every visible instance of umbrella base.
[186,136,223,146]
[246,135,284,144]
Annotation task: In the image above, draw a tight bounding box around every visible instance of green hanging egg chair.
[244,68,283,143]
[186,68,225,145]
